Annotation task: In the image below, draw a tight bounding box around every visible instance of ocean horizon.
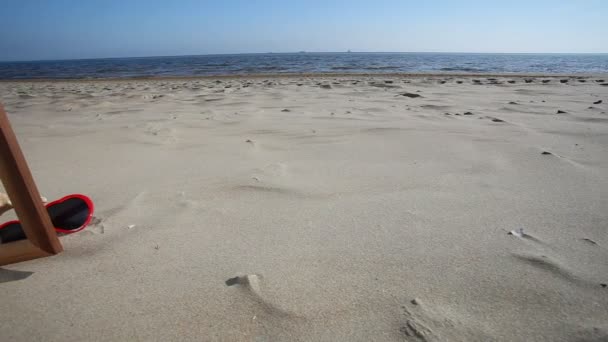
[2,52,608,79]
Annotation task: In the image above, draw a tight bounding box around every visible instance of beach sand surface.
[1,75,607,341]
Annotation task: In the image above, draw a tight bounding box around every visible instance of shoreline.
[2,72,608,83]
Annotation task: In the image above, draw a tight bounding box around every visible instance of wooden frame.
[0,104,62,266]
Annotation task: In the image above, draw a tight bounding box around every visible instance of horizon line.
[3,51,608,63]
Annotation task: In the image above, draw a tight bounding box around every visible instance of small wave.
[238,66,283,71]
[95,68,122,73]
[258,66,282,70]
[234,66,285,73]
[439,67,487,72]
[331,66,359,70]
[364,66,400,70]
[203,63,231,67]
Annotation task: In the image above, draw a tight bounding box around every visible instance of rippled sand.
[1,75,607,341]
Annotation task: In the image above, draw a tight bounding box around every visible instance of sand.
[0,75,607,341]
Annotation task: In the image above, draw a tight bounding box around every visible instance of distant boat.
[347,50,352,53]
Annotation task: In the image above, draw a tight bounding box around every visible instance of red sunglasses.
[0,194,94,244]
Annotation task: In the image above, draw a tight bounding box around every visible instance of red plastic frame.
[0,194,94,234]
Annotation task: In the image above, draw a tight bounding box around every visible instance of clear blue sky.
[1,0,607,61]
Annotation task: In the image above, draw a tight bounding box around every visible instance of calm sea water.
[1,53,608,79]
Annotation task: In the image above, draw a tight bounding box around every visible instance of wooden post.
[0,103,62,265]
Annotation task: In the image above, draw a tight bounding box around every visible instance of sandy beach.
[1,75,607,341]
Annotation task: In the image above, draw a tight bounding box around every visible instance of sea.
[1,52,607,80]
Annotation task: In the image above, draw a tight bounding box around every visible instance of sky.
[1,0,607,61]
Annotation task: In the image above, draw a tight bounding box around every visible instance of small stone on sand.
[225,277,239,286]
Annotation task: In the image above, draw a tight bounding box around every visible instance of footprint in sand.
[400,304,435,342]
[509,230,606,289]
[136,122,179,145]
[399,300,490,341]
[580,238,598,246]
[511,253,594,286]
[252,162,288,179]
[225,274,300,320]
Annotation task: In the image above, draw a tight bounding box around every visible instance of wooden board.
[0,104,62,266]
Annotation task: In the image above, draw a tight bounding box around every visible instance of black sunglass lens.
[0,223,27,243]
[47,198,90,231]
